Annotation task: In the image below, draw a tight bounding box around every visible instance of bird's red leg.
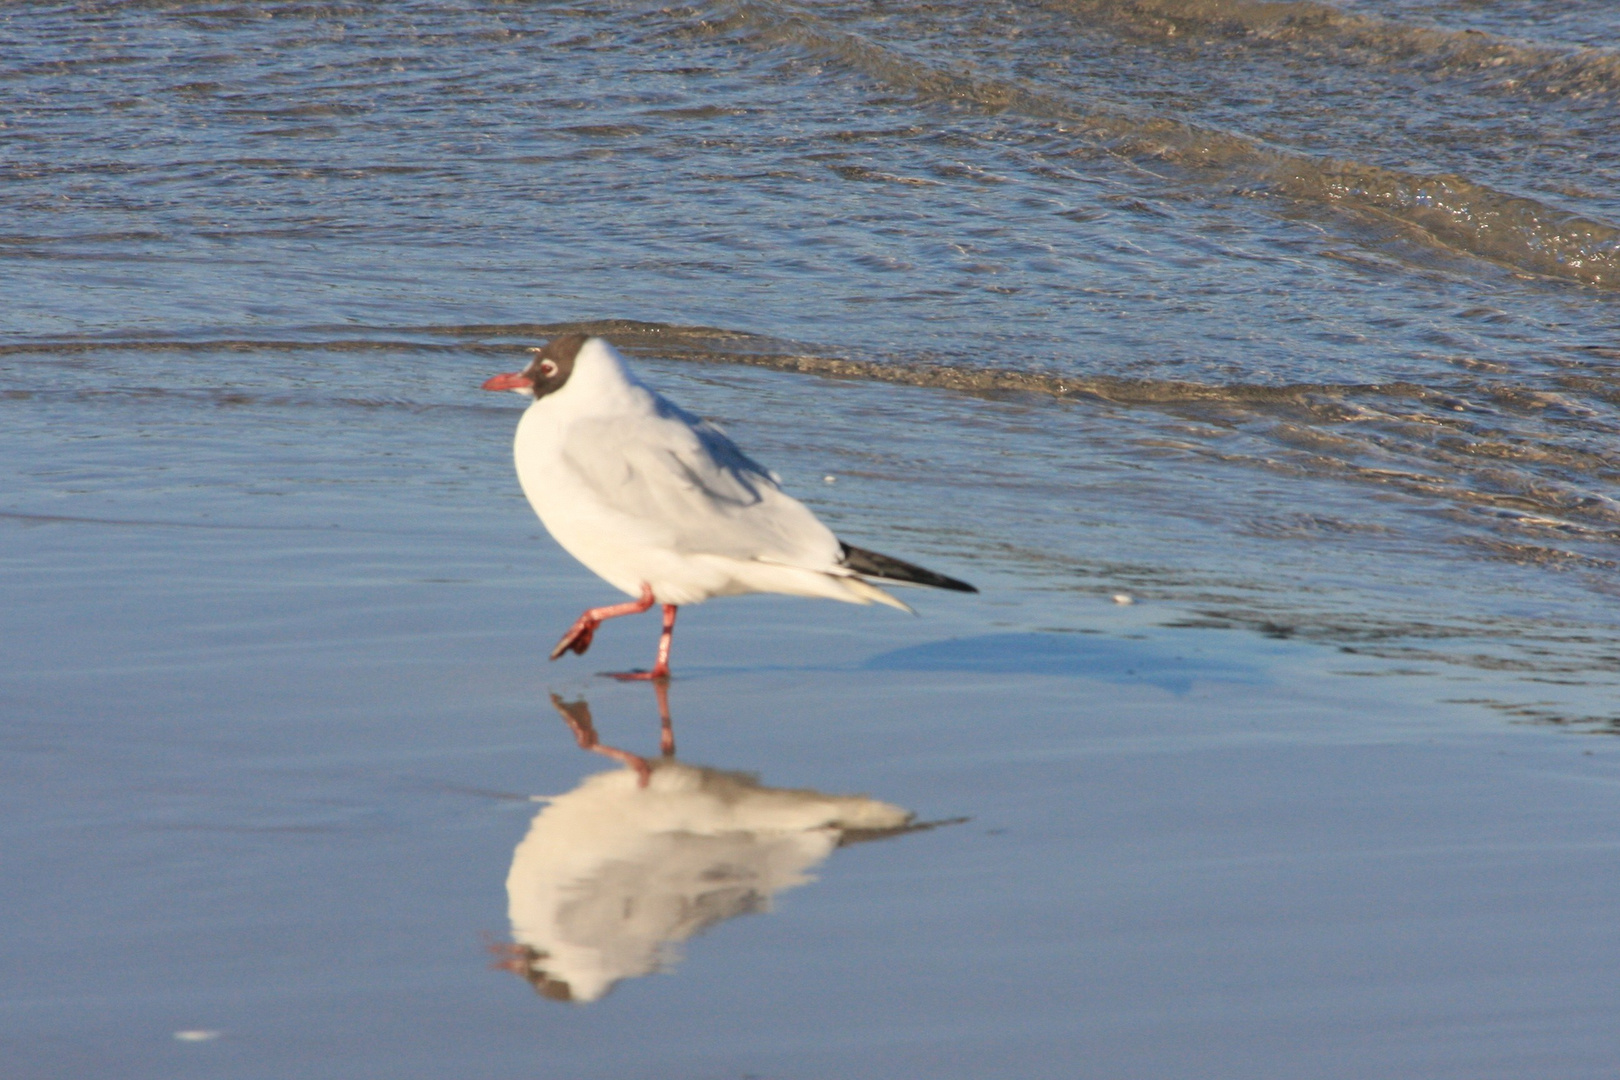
[653,604,677,679]
[606,603,677,682]
[549,583,656,661]
[654,677,675,757]
[549,693,652,787]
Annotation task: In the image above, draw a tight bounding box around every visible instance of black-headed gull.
[482,334,975,679]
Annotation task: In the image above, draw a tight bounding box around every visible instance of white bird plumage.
[483,334,975,678]
[515,338,903,609]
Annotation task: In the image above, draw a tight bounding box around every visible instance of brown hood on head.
[521,333,588,400]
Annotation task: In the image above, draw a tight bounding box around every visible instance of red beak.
[482,372,533,391]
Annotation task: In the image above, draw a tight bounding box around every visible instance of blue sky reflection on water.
[866,632,1267,693]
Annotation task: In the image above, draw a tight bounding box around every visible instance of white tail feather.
[839,576,914,613]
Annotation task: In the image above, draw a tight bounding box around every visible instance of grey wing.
[558,406,841,568]
[663,398,778,495]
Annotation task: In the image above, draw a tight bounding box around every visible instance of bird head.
[482,333,588,399]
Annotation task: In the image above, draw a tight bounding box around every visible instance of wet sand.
[4,446,1617,1080]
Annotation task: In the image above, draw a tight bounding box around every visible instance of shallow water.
[4,2,1620,1076]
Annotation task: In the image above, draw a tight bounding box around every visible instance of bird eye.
[539,360,558,378]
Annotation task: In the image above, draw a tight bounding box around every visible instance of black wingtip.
[838,542,978,593]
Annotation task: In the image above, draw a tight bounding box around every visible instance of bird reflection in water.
[492,692,930,1003]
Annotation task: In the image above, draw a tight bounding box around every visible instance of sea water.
[4,3,1619,1076]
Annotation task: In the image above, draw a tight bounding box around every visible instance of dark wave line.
[0,321,1472,406]
[0,509,332,532]
[0,337,496,357]
[1046,0,1620,99]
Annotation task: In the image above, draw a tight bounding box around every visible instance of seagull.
[481,333,976,679]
